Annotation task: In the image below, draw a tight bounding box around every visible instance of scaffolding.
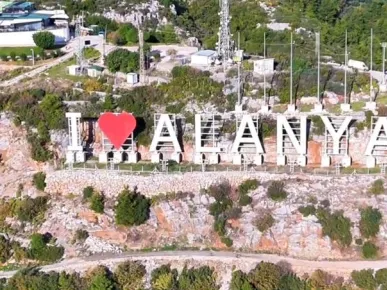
[98,113,137,163]
[277,116,307,166]
[369,116,387,164]
[151,113,181,163]
[194,114,223,164]
[323,117,349,156]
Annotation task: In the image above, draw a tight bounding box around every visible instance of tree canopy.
[105,49,139,73]
[33,31,55,50]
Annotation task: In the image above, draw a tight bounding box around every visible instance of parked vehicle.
[348,59,369,71]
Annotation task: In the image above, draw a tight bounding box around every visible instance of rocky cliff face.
[44,170,387,260]
[0,113,46,197]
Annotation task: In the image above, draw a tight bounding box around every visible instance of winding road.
[1,250,387,279]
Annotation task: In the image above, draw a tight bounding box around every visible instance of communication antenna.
[288,32,295,112]
[136,17,147,84]
[75,15,85,72]
[216,0,234,68]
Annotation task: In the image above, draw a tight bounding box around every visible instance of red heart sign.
[98,112,137,150]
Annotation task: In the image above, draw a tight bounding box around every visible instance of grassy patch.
[0,47,40,56]
[46,57,88,82]
[352,101,365,112]
[300,104,313,112]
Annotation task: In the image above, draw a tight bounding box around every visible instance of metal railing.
[61,161,386,177]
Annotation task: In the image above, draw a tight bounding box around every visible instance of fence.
[63,161,387,177]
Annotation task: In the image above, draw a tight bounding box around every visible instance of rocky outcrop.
[43,170,387,260]
[0,113,45,197]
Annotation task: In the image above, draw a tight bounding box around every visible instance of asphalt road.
[1,250,387,279]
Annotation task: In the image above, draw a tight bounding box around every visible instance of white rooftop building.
[190,50,217,66]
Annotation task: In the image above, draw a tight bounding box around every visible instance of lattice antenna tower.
[136,16,147,84]
[216,0,234,65]
[75,15,85,71]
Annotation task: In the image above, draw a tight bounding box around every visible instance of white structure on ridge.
[65,113,85,163]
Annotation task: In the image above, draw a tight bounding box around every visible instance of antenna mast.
[217,0,234,68]
[75,15,85,72]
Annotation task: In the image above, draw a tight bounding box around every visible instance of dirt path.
[1,251,387,279]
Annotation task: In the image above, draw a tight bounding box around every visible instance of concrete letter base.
[366,156,376,168]
[321,155,330,167]
[194,153,204,164]
[99,152,108,163]
[254,154,263,166]
[209,153,220,164]
[171,152,182,163]
[151,152,162,163]
[340,103,352,112]
[75,151,85,163]
[297,155,307,167]
[65,151,75,163]
[232,154,242,165]
[277,155,286,166]
[260,105,271,114]
[113,152,122,164]
[286,104,297,114]
[127,152,138,163]
[313,103,324,113]
[341,155,351,167]
[365,101,377,111]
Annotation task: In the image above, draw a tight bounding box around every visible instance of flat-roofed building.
[0,1,70,46]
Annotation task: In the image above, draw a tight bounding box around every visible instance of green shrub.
[239,195,252,206]
[29,233,64,262]
[221,236,233,247]
[10,52,16,61]
[90,192,104,214]
[13,196,48,223]
[74,229,89,243]
[369,179,385,195]
[32,172,46,191]
[19,53,27,61]
[267,181,288,201]
[238,179,260,195]
[115,187,150,226]
[351,269,377,290]
[0,236,11,263]
[376,269,387,285]
[298,205,316,217]
[355,238,363,245]
[255,212,275,233]
[0,54,7,61]
[362,241,378,259]
[316,208,352,247]
[359,207,382,238]
[83,186,94,200]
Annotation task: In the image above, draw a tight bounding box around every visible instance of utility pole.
[236,30,242,111]
[263,32,267,105]
[382,42,387,84]
[370,28,373,102]
[365,29,376,110]
[314,32,323,112]
[287,32,295,112]
[316,32,320,103]
[344,30,347,105]
[101,24,107,65]
[30,48,34,66]
[341,30,351,111]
